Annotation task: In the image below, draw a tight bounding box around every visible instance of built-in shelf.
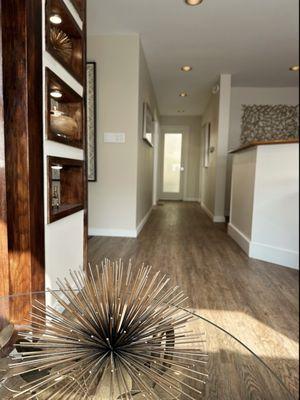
[46,68,83,148]
[48,156,84,223]
[70,0,84,19]
[46,0,83,83]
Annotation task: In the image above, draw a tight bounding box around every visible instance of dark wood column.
[82,2,88,269]
[0,0,9,297]
[0,0,45,296]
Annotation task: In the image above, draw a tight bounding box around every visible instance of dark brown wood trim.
[1,0,45,296]
[229,139,299,154]
[0,0,9,297]
[82,2,88,270]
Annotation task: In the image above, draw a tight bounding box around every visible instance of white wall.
[159,116,202,201]
[226,86,299,214]
[214,75,231,220]
[229,143,299,269]
[136,46,160,227]
[200,92,219,216]
[200,74,231,221]
[88,35,140,237]
[251,144,299,268]
[229,147,257,253]
[88,35,159,237]
[43,1,85,289]
[152,119,161,206]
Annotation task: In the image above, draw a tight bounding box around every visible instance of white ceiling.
[87,0,299,116]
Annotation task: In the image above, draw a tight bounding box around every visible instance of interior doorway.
[160,132,184,200]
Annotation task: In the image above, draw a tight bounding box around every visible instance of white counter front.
[228,142,299,269]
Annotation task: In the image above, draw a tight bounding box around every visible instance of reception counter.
[228,140,299,269]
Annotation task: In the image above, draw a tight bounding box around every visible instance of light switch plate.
[104,132,126,143]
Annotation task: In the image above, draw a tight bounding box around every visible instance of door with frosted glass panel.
[161,133,184,200]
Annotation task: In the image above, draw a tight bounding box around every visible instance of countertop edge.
[229,139,299,154]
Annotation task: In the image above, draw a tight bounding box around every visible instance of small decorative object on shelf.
[46,0,84,83]
[50,107,78,140]
[46,68,83,148]
[48,156,84,223]
[49,27,73,62]
[51,185,60,209]
[9,260,208,399]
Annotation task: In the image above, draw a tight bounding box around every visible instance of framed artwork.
[203,123,211,168]
[86,62,97,181]
[142,102,154,147]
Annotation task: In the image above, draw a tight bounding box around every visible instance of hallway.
[89,201,299,397]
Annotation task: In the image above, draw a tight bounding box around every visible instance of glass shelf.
[0,292,296,399]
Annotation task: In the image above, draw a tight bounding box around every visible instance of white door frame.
[159,125,190,201]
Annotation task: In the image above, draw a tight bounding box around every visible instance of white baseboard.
[183,197,199,202]
[228,223,299,270]
[213,216,226,223]
[201,202,225,223]
[228,223,251,254]
[136,207,153,236]
[89,228,137,238]
[89,208,153,239]
[250,242,299,270]
[201,202,214,220]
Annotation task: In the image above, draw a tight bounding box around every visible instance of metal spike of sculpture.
[9,260,208,399]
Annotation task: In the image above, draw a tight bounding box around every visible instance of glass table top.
[0,291,296,400]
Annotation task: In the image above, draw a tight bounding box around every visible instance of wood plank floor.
[88,201,299,399]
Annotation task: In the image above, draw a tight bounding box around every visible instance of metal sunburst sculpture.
[10,260,208,399]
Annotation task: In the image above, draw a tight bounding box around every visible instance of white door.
[160,132,184,200]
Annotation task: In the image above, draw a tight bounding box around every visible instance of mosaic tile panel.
[241,104,299,145]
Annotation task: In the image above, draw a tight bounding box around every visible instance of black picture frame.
[86,61,97,182]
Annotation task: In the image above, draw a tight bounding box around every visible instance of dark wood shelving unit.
[70,0,85,19]
[48,156,84,223]
[46,0,83,83]
[46,68,83,148]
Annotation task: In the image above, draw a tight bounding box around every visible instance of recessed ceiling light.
[179,92,188,97]
[184,0,204,6]
[50,14,62,24]
[50,90,63,99]
[181,65,193,72]
[289,65,299,72]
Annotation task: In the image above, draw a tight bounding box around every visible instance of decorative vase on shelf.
[50,109,78,139]
[52,186,60,209]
